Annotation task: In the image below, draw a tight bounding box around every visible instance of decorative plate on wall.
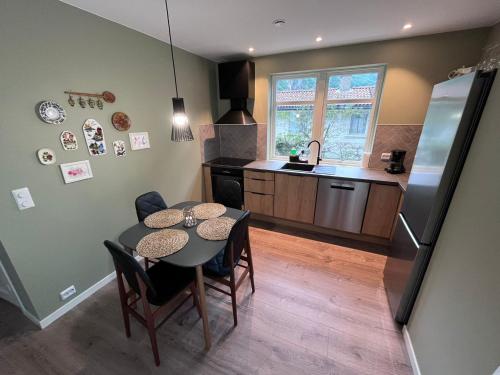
[111,112,131,131]
[37,148,56,165]
[82,119,107,156]
[113,140,126,157]
[60,130,78,150]
[37,101,66,125]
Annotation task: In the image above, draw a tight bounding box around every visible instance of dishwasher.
[314,177,370,233]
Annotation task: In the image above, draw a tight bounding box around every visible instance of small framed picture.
[129,132,150,150]
[60,160,93,184]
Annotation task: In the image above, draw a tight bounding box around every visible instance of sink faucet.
[307,140,322,165]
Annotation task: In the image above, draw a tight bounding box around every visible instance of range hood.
[216,60,257,125]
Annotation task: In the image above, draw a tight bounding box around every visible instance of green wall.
[407,24,500,375]
[0,0,216,319]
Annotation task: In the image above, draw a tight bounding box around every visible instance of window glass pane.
[328,72,378,100]
[322,103,372,162]
[274,104,314,156]
[276,77,317,102]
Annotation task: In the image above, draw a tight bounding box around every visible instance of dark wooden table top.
[118,201,245,268]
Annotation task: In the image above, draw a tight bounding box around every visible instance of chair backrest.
[219,180,243,209]
[223,210,251,268]
[103,240,157,300]
[135,191,168,222]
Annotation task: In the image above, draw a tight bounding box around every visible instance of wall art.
[64,90,115,110]
[129,132,150,150]
[111,112,131,131]
[113,140,126,157]
[60,130,78,150]
[37,148,56,165]
[37,101,66,124]
[82,119,107,156]
[60,160,93,184]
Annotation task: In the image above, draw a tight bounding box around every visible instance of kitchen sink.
[312,165,337,175]
[279,163,337,175]
[280,163,315,172]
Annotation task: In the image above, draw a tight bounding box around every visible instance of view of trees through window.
[271,68,384,164]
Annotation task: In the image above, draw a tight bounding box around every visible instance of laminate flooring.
[0,226,412,375]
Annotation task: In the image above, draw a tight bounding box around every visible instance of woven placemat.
[136,229,189,258]
[144,209,183,229]
[196,216,236,241]
[193,203,226,220]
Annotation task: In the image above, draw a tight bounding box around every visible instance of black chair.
[134,191,168,268]
[219,180,243,210]
[203,211,255,326]
[103,240,201,366]
[135,191,168,222]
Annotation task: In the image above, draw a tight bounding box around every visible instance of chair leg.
[229,267,238,326]
[137,276,160,366]
[190,284,202,318]
[246,235,256,294]
[116,270,131,337]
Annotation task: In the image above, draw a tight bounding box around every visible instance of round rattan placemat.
[196,216,236,241]
[136,229,189,258]
[144,209,183,229]
[193,203,226,220]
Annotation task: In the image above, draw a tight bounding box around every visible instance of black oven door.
[210,167,244,207]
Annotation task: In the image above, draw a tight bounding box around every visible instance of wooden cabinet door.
[203,166,213,203]
[274,173,318,223]
[244,192,274,216]
[362,183,402,238]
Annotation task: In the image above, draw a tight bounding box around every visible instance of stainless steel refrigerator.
[383,70,496,324]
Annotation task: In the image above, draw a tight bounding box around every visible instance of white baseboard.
[39,271,117,328]
[403,325,422,375]
[33,255,143,329]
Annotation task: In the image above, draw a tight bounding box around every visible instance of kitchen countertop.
[242,160,409,192]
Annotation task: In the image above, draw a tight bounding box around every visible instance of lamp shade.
[171,97,193,142]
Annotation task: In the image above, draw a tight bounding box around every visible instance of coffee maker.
[385,150,406,174]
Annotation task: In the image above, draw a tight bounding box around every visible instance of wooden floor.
[0,226,412,375]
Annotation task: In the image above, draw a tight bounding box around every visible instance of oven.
[210,166,245,205]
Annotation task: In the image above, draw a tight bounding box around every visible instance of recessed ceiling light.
[403,23,412,30]
[272,19,286,27]
[315,36,323,42]
[248,47,255,53]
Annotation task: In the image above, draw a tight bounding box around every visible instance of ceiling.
[59,0,500,61]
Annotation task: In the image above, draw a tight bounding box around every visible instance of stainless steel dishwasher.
[314,177,370,233]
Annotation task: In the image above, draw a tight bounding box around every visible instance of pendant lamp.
[164,0,193,141]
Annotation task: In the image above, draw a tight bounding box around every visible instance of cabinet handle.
[249,191,266,196]
[330,184,355,191]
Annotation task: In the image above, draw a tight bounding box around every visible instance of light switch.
[11,187,35,210]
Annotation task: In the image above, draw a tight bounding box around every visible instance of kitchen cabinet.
[244,192,274,216]
[274,173,318,223]
[244,170,275,216]
[362,183,402,238]
[202,166,213,203]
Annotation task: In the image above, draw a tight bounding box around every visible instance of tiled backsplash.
[368,124,423,171]
[199,124,267,162]
[200,123,422,172]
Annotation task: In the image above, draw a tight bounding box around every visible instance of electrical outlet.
[381,152,391,161]
[60,285,76,301]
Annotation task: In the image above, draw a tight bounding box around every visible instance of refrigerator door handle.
[399,213,420,250]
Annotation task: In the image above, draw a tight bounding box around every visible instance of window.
[269,66,385,165]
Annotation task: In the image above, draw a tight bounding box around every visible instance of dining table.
[118,201,245,350]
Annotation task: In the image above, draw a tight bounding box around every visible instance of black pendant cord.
[164,0,179,98]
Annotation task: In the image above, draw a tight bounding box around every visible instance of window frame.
[268,64,386,166]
